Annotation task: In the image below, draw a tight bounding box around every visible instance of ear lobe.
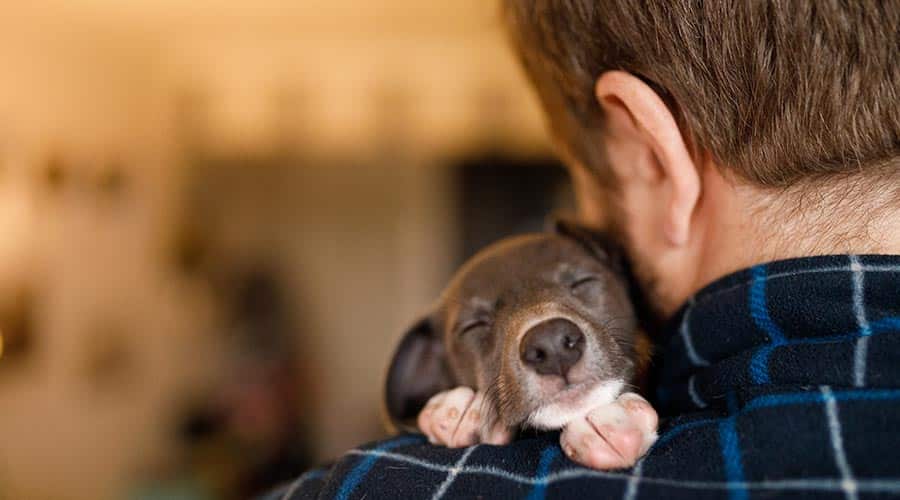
[549,216,626,273]
[384,315,455,429]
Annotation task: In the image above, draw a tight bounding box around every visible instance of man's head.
[385,224,641,434]
[503,1,900,318]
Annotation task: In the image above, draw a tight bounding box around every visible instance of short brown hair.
[503,1,899,187]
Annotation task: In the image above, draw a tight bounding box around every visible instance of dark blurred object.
[169,266,311,500]
[43,154,69,193]
[221,267,311,495]
[171,220,210,278]
[0,288,35,369]
[454,152,570,261]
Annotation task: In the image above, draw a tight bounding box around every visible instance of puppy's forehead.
[447,234,593,298]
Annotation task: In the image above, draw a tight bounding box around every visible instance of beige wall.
[0,0,547,157]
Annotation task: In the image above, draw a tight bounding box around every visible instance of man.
[271,1,900,498]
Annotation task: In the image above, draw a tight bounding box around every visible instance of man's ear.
[594,70,700,247]
[548,216,626,274]
[383,315,455,430]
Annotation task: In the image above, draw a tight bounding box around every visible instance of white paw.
[417,387,512,447]
[560,392,658,470]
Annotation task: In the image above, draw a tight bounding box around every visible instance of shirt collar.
[655,254,900,415]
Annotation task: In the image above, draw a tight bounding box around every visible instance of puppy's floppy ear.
[548,216,626,274]
[384,315,455,430]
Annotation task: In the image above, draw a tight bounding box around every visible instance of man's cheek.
[607,217,669,323]
[571,163,610,228]
[625,247,668,321]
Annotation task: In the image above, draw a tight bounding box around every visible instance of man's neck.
[690,170,900,306]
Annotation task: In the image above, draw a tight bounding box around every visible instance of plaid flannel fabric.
[268,254,900,499]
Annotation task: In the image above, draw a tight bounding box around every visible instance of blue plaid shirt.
[268,255,900,499]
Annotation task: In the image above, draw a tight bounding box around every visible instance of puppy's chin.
[525,378,625,430]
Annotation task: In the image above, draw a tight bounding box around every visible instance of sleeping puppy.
[384,221,658,470]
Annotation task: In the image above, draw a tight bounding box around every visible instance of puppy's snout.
[519,318,585,378]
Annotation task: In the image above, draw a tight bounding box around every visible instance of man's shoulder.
[270,385,900,499]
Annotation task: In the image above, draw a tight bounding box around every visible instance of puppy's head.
[385,221,639,434]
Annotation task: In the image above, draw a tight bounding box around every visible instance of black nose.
[519,318,585,378]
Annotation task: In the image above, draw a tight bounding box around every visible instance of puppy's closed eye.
[569,275,606,302]
[457,320,489,336]
[569,275,600,290]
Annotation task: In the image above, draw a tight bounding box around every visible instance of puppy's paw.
[560,392,658,470]
[417,387,512,447]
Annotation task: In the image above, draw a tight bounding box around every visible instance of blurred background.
[0,1,572,499]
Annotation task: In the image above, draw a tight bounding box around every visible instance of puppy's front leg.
[560,392,658,470]
[417,387,512,447]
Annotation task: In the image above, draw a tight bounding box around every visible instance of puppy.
[384,220,658,469]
